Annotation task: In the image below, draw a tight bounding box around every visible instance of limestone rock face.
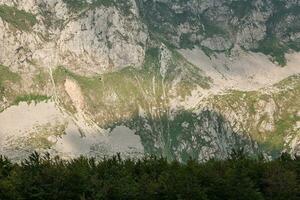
[140,0,300,56]
[1,0,299,74]
[0,0,148,74]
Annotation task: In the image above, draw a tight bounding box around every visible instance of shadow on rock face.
[112,109,261,163]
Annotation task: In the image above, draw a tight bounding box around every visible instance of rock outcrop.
[0,0,148,75]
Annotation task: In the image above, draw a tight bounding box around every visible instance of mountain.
[0,0,299,162]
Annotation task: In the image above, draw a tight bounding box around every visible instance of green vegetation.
[63,0,132,14]
[209,75,300,156]
[142,1,227,48]
[0,65,21,101]
[24,125,66,149]
[254,2,300,66]
[254,36,288,66]
[268,75,300,154]
[200,15,227,37]
[0,66,52,111]
[32,69,50,90]
[0,5,37,31]
[63,0,90,11]
[13,94,51,105]
[179,33,195,49]
[0,65,20,93]
[229,0,254,18]
[141,0,300,65]
[0,65,20,83]
[0,151,299,200]
[212,90,259,115]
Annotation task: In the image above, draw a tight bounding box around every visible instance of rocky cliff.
[0,0,147,75]
[141,0,300,66]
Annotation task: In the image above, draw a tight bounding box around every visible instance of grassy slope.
[13,94,50,105]
[53,47,210,127]
[208,75,300,156]
[0,5,37,31]
[0,65,52,108]
[0,65,20,90]
[0,65,21,110]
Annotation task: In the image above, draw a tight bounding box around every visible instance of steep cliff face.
[1,0,299,73]
[0,0,299,161]
[140,0,300,65]
[126,109,260,162]
[0,0,147,75]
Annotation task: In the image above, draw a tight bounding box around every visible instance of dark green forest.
[0,151,299,200]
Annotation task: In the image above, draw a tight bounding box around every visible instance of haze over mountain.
[0,0,299,162]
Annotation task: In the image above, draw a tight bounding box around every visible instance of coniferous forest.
[0,151,299,200]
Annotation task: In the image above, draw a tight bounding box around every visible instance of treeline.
[0,151,299,200]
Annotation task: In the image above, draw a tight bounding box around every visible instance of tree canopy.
[0,151,299,200]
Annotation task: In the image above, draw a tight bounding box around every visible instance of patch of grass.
[32,69,50,90]
[0,5,37,31]
[14,94,51,105]
[267,76,300,151]
[200,14,227,37]
[63,0,132,15]
[229,0,254,19]
[179,33,195,49]
[25,124,66,149]
[63,0,89,11]
[0,65,20,85]
[213,90,259,115]
[0,65,20,96]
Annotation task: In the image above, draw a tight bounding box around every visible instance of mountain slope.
[0,0,299,161]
